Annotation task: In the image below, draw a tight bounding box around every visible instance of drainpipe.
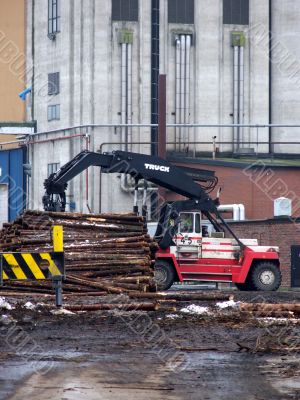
[121,43,127,151]
[185,35,191,149]
[175,37,181,150]
[127,42,132,151]
[239,45,244,148]
[269,0,272,154]
[180,34,186,150]
[238,204,245,220]
[233,45,239,152]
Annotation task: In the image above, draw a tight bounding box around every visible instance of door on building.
[291,245,300,288]
[0,184,8,227]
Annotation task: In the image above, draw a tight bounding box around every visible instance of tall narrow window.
[48,72,60,95]
[48,0,60,36]
[48,104,60,121]
[168,0,194,24]
[47,163,60,177]
[223,0,249,25]
[112,0,138,21]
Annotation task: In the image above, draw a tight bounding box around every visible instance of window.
[195,214,201,234]
[180,213,194,233]
[112,0,138,21]
[223,0,249,25]
[48,72,60,95]
[48,104,60,121]
[168,0,194,24]
[48,0,60,36]
[47,163,60,177]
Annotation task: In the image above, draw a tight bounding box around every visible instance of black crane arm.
[43,150,217,211]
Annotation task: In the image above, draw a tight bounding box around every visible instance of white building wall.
[272,0,300,154]
[26,0,300,214]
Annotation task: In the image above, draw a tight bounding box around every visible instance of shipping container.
[0,148,26,225]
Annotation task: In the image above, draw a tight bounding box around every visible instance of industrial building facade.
[25,0,300,216]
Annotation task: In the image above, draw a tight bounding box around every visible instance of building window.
[48,72,60,95]
[223,0,249,25]
[48,104,60,121]
[47,163,60,177]
[48,0,60,36]
[112,0,138,21]
[168,0,194,24]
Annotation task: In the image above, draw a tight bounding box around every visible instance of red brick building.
[165,157,300,288]
[227,218,300,288]
[170,158,300,220]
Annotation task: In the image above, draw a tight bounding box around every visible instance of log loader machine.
[42,150,282,291]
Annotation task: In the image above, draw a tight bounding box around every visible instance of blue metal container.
[0,148,26,222]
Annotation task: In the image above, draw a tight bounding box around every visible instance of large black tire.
[249,262,282,291]
[154,260,176,291]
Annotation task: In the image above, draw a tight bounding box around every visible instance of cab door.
[175,212,202,264]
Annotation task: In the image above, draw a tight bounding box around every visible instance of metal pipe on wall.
[180,35,186,151]
[127,43,132,151]
[239,46,244,148]
[233,45,239,152]
[175,38,181,150]
[185,35,191,149]
[121,43,127,151]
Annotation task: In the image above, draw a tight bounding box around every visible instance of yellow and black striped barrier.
[0,225,65,306]
[0,251,64,282]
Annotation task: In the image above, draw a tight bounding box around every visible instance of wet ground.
[0,290,300,400]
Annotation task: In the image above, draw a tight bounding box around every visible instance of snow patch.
[180,304,210,315]
[216,300,239,309]
[51,308,76,315]
[0,297,13,310]
[24,301,36,310]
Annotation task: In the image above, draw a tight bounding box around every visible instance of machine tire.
[250,262,282,291]
[154,260,176,291]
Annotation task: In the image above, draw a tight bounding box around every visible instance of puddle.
[2,351,288,400]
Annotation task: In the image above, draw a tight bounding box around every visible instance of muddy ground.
[0,290,299,400]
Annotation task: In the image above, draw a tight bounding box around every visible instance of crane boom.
[43,150,217,211]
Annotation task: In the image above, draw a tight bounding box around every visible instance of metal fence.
[5,123,300,158]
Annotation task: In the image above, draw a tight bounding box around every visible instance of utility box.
[274,197,292,217]
[231,31,246,47]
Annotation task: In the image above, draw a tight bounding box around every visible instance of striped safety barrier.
[0,251,65,282]
[0,225,65,307]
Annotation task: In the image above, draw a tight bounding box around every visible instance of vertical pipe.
[150,0,160,157]
[158,74,166,160]
[269,0,273,154]
[31,0,35,122]
[127,43,132,151]
[239,46,244,148]
[180,35,186,150]
[233,46,239,152]
[185,35,191,150]
[175,38,181,150]
[121,43,127,151]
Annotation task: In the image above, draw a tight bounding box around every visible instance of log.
[128,292,231,301]
[240,303,300,313]
[240,311,295,318]
[64,302,160,312]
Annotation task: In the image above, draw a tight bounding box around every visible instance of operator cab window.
[180,213,194,233]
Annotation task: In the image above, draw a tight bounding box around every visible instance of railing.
[13,123,300,157]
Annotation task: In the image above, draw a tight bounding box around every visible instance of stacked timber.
[0,210,156,294]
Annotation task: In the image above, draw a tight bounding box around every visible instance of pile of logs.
[0,210,157,295]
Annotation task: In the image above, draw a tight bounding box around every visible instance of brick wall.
[170,161,300,220]
[227,218,300,287]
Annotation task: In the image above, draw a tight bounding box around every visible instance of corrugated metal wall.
[0,148,26,222]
